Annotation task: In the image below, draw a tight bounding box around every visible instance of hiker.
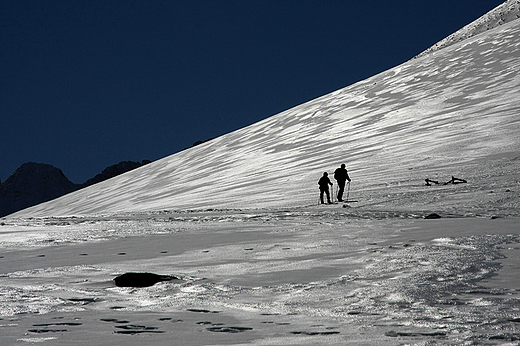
[334,164,351,202]
[318,172,333,204]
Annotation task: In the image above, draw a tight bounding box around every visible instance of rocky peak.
[0,160,152,217]
[82,160,151,187]
[0,162,80,217]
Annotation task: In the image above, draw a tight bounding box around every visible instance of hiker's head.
[341,164,346,168]
[323,172,328,176]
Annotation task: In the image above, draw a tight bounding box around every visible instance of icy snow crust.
[0,212,519,345]
[1,8,520,346]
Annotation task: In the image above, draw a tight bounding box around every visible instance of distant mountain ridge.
[0,137,213,217]
[0,160,150,217]
[82,160,151,187]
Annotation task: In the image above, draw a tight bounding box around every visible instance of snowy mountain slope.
[9,17,520,218]
[416,0,520,58]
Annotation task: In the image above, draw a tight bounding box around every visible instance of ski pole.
[346,181,351,202]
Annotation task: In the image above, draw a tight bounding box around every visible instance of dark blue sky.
[1,0,505,184]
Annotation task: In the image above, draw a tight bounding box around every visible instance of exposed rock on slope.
[415,0,520,58]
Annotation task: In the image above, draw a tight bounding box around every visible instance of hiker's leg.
[337,181,345,201]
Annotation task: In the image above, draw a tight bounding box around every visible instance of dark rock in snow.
[28,329,68,333]
[113,324,165,334]
[424,213,442,219]
[290,330,340,336]
[207,326,253,333]
[100,318,130,323]
[186,308,220,313]
[113,272,179,287]
[385,330,447,337]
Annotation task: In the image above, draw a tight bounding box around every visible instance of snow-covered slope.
[10,14,520,218]
[416,0,520,58]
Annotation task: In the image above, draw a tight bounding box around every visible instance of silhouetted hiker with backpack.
[318,172,333,204]
[334,164,351,202]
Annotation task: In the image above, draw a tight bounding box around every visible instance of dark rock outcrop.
[182,138,215,151]
[0,162,80,217]
[82,160,151,187]
[113,272,179,287]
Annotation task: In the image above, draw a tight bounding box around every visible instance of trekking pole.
[346,181,351,202]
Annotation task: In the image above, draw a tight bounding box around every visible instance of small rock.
[113,272,179,287]
[424,213,441,219]
[385,331,398,337]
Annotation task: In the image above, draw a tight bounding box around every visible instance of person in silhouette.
[318,172,333,204]
[334,163,351,202]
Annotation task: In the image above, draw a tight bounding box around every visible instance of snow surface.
[0,213,519,345]
[1,6,520,346]
[8,15,520,218]
[416,0,520,58]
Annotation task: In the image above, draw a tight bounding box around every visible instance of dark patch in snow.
[207,326,253,333]
[113,272,179,287]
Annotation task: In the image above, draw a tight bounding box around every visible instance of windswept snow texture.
[416,0,520,58]
[8,20,520,219]
[0,213,519,345]
[9,17,520,218]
